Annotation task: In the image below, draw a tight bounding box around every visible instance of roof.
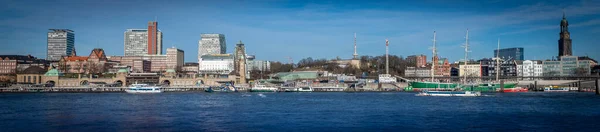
[166,69,176,73]
[64,56,89,61]
[274,71,318,80]
[117,69,128,73]
[578,56,597,63]
[0,55,37,60]
[201,54,233,60]
[49,29,73,32]
[44,69,63,76]
[89,48,106,60]
[514,60,523,65]
[18,66,46,74]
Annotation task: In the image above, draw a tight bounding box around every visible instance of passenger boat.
[544,85,569,92]
[284,86,313,92]
[416,91,481,97]
[125,83,162,93]
[250,85,278,92]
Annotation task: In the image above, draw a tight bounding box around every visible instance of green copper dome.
[44,69,63,76]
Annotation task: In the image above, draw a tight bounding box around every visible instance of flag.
[386,39,389,46]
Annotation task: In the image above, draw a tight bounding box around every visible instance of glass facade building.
[494,47,524,61]
[47,29,75,61]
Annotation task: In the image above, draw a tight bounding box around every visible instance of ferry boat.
[284,86,313,92]
[544,85,569,92]
[416,91,481,97]
[125,83,162,93]
[250,85,278,92]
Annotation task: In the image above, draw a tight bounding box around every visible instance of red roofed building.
[59,48,110,74]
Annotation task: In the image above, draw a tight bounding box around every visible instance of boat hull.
[462,83,519,92]
[125,90,162,93]
[250,89,278,92]
[416,91,481,96]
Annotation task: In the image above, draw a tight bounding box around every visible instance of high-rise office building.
[124,29,162,56]
[198,34,226,61]
[494,47,524,61]
[47,29,75,61]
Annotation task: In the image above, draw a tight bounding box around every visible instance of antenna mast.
[353,33,358,60]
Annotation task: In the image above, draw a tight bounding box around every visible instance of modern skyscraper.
[493,47,524,61]
[47,29,75,61]
[198,34,226,62]
[124,29,162,56]
[558,12,572,58]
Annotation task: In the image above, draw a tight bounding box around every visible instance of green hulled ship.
[405,81,518,92]
[404,81,460,91]
[461,83,518,92]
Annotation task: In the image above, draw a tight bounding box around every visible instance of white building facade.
[198,54,234,74]
[517,60,543,79]
[459,63,481,77]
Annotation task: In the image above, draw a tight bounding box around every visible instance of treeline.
[269,55,411,77]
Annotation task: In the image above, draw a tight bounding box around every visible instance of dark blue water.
[1,92,600,131]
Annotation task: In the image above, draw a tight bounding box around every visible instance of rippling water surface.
[1,92,599,131]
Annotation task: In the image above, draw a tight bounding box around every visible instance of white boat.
[125,83,162,93]
[416,91,481,97]
[297,86,313,92]
[544,86,569,92]
[250,85,278,92]
[283,86,313,92]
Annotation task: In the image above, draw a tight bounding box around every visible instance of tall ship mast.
[496,38,500,81]
[431,31,437,82]
[463,29,470,83]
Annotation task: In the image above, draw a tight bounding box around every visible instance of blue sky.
[1,0,599,63]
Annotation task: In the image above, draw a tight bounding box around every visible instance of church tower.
[558,11,572,58]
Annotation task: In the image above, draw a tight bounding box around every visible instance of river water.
[1,92,599,131]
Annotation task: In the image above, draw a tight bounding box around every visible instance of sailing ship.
[406,31,460,91]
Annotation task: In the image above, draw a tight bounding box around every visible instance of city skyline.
[1,0,600,62]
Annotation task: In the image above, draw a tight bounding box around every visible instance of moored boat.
[416,91,481,96]
[125,83,162,93]
[503,87,528,92]
[405,81,460,91]
[544,85,569,92]
[251,85,278,92]
[462,82,519,92]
